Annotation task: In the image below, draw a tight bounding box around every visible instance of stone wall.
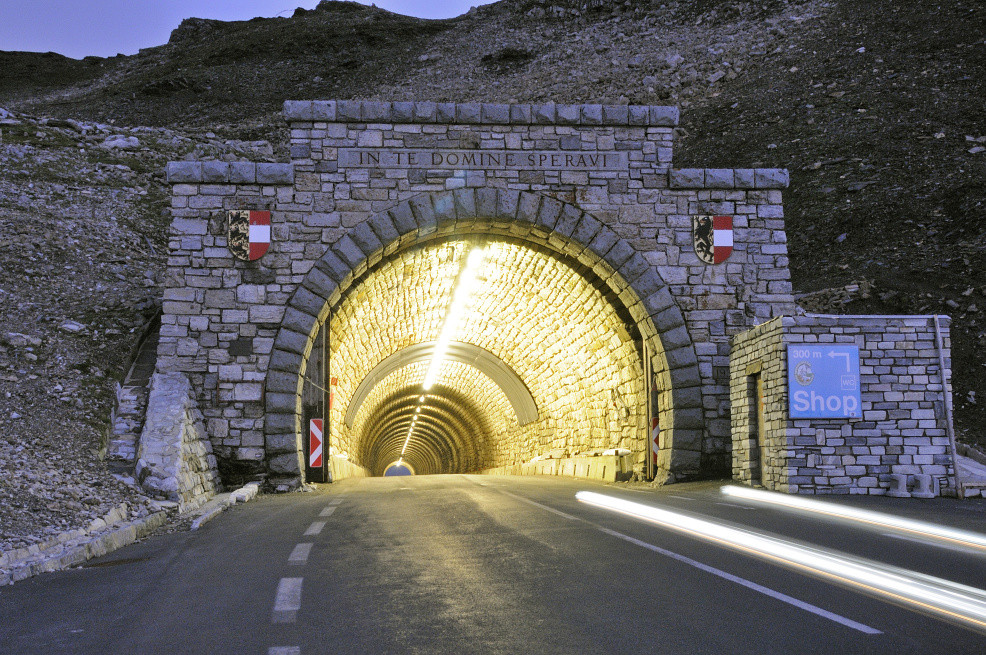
[730,315,957,495]
[136,372,221,511]
[158,100,796,486]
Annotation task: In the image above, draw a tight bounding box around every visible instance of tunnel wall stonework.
[158,100,796,487]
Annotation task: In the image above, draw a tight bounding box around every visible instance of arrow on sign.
[828,351,851,372]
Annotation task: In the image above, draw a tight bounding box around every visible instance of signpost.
[308,418,326,482]
[787,345,861,419]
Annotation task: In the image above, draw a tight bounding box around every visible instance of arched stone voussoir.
[516,191,542,225]
[273,328,310,356]
[408,194,438,232]
[603,239,636,271]
[332,233,366,269]
[553,203,583,238]
[571,212,602,248]
[314,248,352,284]
[300,265,339,305]
[265,412,297,435]
[496,188,522,220]
[265,432,298,454]
[288,286,327,319]
[350,221,382,255]
[432,191,457,224]
[267,370,300,394]
[268,349,305,377]
[367,210,400,245]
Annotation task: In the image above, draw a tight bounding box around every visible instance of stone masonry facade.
[730,315,956,495]
[158,100,796,487]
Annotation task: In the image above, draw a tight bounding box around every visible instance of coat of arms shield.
[227,210,271,261]
[693,215,733,264]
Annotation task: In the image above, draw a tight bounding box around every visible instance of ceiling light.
[422,247,486,391]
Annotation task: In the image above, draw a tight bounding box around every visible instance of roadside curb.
[190,482,261,531]
[0,510,168,587]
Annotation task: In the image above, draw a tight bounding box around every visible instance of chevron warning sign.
[309,419,323,469]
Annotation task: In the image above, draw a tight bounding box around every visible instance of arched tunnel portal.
[266,192,703,483]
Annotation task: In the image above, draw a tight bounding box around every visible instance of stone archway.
[263,188,702,482]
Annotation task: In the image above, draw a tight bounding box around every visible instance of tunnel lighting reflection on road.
[576,491,986,632]
[721,485,986,553]
[422,247,487,391]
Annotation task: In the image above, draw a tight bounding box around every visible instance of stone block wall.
[157,100,797,485]
[136,372,221,511]
[730,315,956,495]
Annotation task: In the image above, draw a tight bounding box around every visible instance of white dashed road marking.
[269,647,300,655]
[272,578,304,623]
[288,543,313,565]
[304,521,326,536]
[319,506,337,517]
[328,497,344,506]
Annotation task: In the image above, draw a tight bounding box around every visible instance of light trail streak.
[721,485,986,553]
[576,491,986,633]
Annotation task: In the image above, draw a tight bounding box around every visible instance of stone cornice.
[283,100,679,127]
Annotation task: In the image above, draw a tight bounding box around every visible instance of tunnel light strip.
[721,485,986,553]
[576,491,986,632]
[422,247,486,391]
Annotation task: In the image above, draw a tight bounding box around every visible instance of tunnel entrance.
[316,235,651,477]
[278,197,702,483]
[159,100,797,494]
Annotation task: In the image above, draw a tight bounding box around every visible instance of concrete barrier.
[480,454,633,482]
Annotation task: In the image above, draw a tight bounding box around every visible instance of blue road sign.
[787,345,861,419]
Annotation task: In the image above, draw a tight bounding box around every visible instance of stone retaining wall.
[730,315,956,495]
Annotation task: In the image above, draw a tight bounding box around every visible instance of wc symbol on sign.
[841,374,857,391]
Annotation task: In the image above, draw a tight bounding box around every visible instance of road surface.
[2,475,985,654]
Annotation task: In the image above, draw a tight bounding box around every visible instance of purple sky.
[0,1,492,60]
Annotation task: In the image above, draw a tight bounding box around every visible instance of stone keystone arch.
[263,188,703,480]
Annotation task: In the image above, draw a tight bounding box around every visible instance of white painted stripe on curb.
[598,527,881,635]
[304,521,326,536]
[500,491,581,521]
[272,578,303,624]
[269,647,300,655]
[319,506,337,517]
[288,543,313,565]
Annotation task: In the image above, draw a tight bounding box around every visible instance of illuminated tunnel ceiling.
[329,239,647,476]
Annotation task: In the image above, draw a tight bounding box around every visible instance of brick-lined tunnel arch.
[263,188,702,482]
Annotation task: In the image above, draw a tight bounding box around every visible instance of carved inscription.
[339,149,627,171]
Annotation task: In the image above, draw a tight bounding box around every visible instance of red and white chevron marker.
[248,210,271,260]
[712,215,733,263]
[309,419,323,469]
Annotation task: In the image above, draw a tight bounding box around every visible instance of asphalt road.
[2,475,985,654]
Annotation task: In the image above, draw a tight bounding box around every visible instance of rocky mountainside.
[0,0,983,552]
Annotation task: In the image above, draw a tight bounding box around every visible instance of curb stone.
[0,510,168,586]
[189,482,262,531]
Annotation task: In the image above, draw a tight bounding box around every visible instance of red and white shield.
[227,210,271,261]
[693,215,733,264]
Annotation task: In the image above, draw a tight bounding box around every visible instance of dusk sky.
[0,1,492,60]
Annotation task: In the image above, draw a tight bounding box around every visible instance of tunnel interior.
[305,235,661,477]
